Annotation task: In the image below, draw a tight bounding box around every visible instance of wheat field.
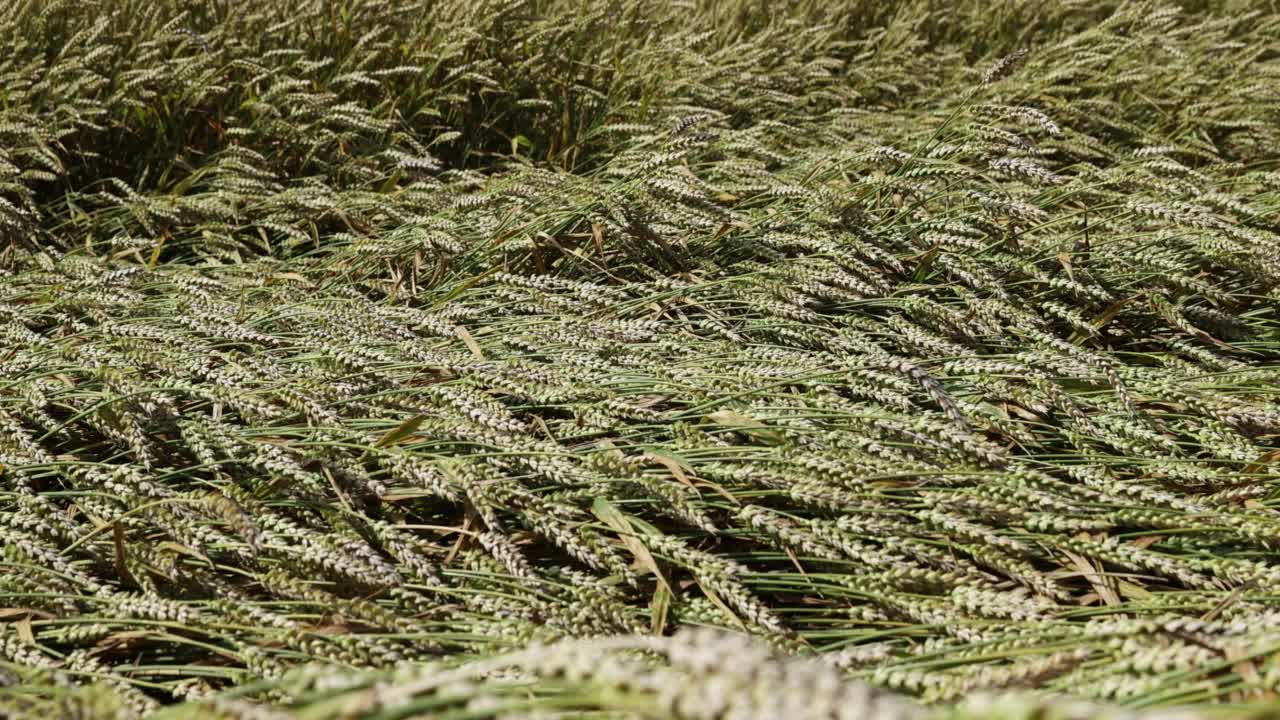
[1,0,1280,718]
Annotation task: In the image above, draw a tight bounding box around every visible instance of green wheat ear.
[2,0,1280,717]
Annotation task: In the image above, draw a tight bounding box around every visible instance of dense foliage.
[2,0,1280,717]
